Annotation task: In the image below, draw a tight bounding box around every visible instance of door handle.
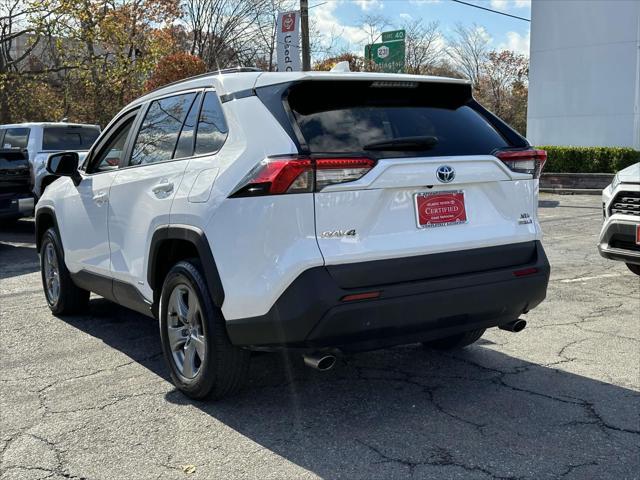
[152,181,174,196]
[93,192,108,205]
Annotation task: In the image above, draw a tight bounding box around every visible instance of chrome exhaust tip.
[303,353,336,371]
[499,319,527,333]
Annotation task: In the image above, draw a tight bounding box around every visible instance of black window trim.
[84,108,141,175]
[171,92,203,161]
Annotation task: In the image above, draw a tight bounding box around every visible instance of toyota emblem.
[436,165,455,183]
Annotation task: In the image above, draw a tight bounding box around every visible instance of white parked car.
[0,122,100,198]
[35,68,550,399]
[599,162,640,275]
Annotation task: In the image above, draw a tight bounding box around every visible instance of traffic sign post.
[365,29,406,73]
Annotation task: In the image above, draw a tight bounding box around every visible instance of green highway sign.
[381,29,405,42]
[365,29,406,73]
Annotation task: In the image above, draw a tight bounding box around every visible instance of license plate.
[415,191,467,228]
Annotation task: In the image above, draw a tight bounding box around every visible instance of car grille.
[610,191,640,216]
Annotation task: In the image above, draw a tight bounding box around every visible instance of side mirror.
[47,152,81,185]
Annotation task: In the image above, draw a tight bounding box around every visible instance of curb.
[540,172,612,194]
[540,188,602,196]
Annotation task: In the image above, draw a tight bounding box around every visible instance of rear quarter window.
[2,128,30,150]
[194,92,228,156]
[43,126,100,151]
[286,81,511,158]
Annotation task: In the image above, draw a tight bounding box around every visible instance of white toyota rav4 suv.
[36,68,550,399]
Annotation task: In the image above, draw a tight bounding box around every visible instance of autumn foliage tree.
[475,50,529,134]
[145,52,206,91]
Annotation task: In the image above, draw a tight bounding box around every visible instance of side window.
[0,129,5,146]
[129,93,196,166]
[173,93,202,159]
[194,92,228,156]
[3,128,30,149]
[91,118,136,173]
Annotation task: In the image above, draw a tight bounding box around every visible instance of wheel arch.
[35,206,59,254]
[148,225,225,308]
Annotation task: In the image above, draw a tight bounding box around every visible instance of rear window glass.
[2,128,30,149]
[287,81,509,157]
[43,127,100,151]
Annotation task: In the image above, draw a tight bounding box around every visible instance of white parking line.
[560,273,622,283]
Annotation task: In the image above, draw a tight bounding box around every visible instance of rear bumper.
[0,194,34,219]
[598,218,640,266]
[226,241,550,351]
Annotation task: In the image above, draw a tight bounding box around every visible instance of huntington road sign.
[365,29,406,73]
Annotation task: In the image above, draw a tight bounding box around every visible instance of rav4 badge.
[321,229,357,238]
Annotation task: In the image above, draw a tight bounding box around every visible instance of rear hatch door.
[285,79,541,283]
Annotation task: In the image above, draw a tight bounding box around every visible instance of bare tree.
[183,0,270,70]
[359,13,390,46]
[0,0,62,121]
[475,49,528,132]
[446,22,490,84]
[1,0,40,74]
[402,19,442,75]
[359,14,390,71]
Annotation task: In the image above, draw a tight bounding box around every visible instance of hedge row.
[537,146,640,174]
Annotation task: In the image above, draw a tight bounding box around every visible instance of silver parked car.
[0,123,100,198]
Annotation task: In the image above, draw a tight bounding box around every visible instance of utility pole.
[300,0,310,71]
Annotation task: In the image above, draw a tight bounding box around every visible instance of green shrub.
[537,146,640,173]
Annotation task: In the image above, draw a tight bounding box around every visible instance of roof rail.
[145,67,263,95]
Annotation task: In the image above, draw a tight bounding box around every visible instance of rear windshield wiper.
[363,136,438,151]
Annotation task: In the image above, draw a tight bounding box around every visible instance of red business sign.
[282,12,296,32]
[415,191,467,228]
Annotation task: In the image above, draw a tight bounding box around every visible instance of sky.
[308,0,532,57]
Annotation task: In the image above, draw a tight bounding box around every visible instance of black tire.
[422,328,486,350]
[626,263,640,276]
[39,227,90,315]
[159,259,250,400]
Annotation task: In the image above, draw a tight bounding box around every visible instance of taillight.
[495,149,547,179]
[230,156,375,197]
[315,157,375,190]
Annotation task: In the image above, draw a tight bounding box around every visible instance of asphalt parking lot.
[1,193,638,480]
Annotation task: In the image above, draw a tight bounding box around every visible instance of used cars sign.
[277,11,301,72]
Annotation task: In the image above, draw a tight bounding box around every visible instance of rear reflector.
[231,156,375,197]
[513,267,539,277]
[341,291,381,302]
[495,149,547,179]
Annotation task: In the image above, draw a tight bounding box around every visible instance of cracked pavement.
[1,193,639,480]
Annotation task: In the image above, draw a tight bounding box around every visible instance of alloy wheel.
[166,284,206,380]
[43,242,60,304]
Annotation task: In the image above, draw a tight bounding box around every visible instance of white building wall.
[527,0,640,149]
